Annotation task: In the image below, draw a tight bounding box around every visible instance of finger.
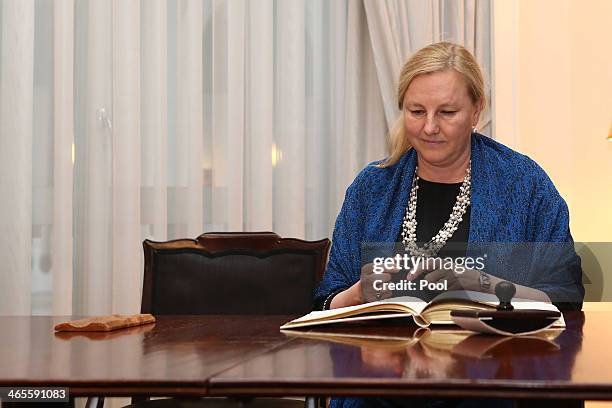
[407,259,436,279]
[376,289,393,300]
[423,269,448,283]
[425,276,453,292]
[364,287,393,302]
[362,274,392,297]
[419,257,438,272]
[371,273,393,283]
[384,265,403,274]
[447,279,465,291]
[367,263,401,276]
[450,274,470,290]
[379,288,394,300]
[361,263,374,275]
[406,264,426,280]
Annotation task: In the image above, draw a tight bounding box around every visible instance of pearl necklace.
[401,162,471,257]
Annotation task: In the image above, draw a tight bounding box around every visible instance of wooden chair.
[140,232,330,316]
[123,232,330,408]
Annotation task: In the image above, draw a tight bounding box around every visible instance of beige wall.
[565,0,612,242]
[493,0,612,300]
[492,8,612,407]
[516,0,574,205]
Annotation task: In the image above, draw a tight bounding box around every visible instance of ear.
[471,99,484,127]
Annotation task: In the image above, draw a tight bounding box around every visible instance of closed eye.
[440,110,457,115]
[409,109,425,116]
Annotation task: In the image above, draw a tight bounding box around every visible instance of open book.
[281,290,564,330]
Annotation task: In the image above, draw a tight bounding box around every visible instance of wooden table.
[1,312,612,401]
[0,315,293,397]
[211,312,612,401]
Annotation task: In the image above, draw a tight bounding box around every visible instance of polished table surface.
[0,315,293,396]
[1,312,612,399]
[211,312,612,400]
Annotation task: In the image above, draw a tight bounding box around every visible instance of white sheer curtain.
[0,0,35,316]
[0,0,491,316]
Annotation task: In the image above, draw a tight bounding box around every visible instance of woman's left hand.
[421,266,483,292]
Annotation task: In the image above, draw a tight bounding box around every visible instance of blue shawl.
[315,133,584,309]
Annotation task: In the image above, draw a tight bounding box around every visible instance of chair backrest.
[141,232,331,315]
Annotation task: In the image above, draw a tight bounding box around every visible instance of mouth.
[420,139,445,145]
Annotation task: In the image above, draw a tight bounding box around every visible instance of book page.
[421,290,563,326]
[426,290,560,312]
[427,290,500,307]
[280,296,428,329]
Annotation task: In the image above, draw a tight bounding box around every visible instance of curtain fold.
[224,0,246,231]
[244,0,274,231]
[0,0,34,315]
[141,0,168,242]
[274,0,306,238]
[305,0,329,239]
[327,0,348,219]
[111,0,141,314]
[175,0,204,238]
[76,0,113,315]
[52,0,74,315]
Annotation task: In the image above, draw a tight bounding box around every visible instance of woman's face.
[402,69,482,169]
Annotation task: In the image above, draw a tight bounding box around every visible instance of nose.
[423,113,439,135]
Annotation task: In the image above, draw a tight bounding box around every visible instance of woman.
[315,42,583,407]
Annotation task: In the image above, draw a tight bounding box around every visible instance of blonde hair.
[380,42,485,167]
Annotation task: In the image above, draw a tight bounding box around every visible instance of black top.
[397,177,471,257]
[393,178,471,301]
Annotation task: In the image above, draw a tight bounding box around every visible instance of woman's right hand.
[360,262,402,302]
[330,262,404,309]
